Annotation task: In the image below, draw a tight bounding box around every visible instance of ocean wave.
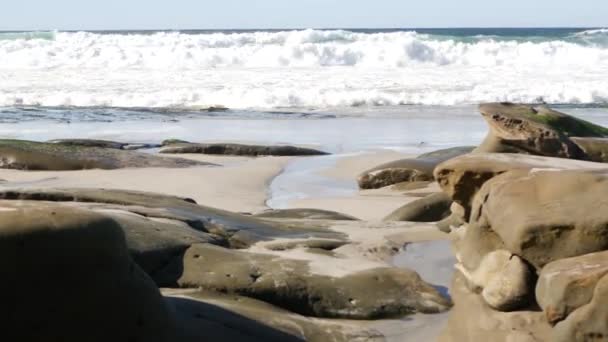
[0,29,607,69]
[0,31,56,41]
[1,29,608,109]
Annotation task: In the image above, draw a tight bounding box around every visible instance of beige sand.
[0,155,291,213]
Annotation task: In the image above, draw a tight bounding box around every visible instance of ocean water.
[1,28,608,148]
[1,28,608,111]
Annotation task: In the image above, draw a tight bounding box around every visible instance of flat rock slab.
[178,243,452,319]
[357,146,475,189]
[159,142,329,156]
[0,139,208,170]
[166,290,383,342]
[0,187,344,246]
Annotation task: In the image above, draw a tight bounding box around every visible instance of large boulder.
[536,250,608,325]
[434,153,608,218]
[0,139,207,170]
[439,271,551,342]
[177,243,451,319]
[475,102,608,160]
[0,201,174,341]
[384,192,452,222]
[358,146,474,189]
[159,142,328,156]
[456,250,534,312]
[461,170,608,271]
[553,274,608,342]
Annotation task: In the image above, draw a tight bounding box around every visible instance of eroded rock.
[536,250,608,325]
[434,153,608,218]
[461,170,608,271]
[177,243,451,319]
[167,290,384,342]
[0,201,174,341]
[475,102,608,159]
[0,139,207,170]
[358,147,474,190]
[159,142,328,156]
[384,192,452,222]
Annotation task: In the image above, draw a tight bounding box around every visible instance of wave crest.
[0,29,607,69]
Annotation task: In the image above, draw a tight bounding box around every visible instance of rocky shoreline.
[1,102,607,341]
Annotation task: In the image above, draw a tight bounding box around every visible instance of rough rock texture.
[358,146,474,189]
[384,192,452,222]
[456,250,534,312]
[536,250,608,325]
[0,188,344,249]
[98,209,225,286]
[254,208,359,221]
[474,102,608,159]
[439,272,551,342]
[159,142,329,156]
[570,137,608,163]
[434,153,608,218]
[0,139,208,170]
[177,243,452,319]
[460,170,608,271]
[161,139,190,146]
[0,201,174,341]
[168,290,384,342]
[553,274,608,342]
[436,202,467,232]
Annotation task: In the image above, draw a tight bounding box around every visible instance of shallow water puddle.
[393,239,455,298]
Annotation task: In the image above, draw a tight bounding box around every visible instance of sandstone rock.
[434,153,608,218]
[384,192,452,222]
[536,250,608,325]
[571,137,608,163]
[0,188,345,249]
[439,271,551,342]
[463,170,608,270]
[0,139,208,170]
[0,201,174,341]
[168,290,383,342]
[49,138,128,149]
[254,208,358,221]
[357,146,474,190]
[475,102,608,159]
[177,243,451,319]
[161,138,190,146]
[553,274,608,342]
[456,250,534,312]
[159,142,328,156]
[436,202,467,232]
[99,209,225,286]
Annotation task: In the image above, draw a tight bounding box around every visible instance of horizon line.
[0,26,604,32]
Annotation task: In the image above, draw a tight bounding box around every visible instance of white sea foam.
[1,30,608,108]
